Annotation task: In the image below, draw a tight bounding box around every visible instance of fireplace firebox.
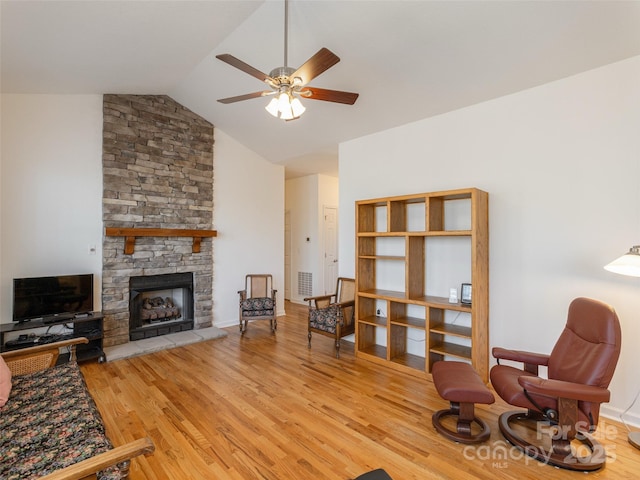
[129,272,194,341]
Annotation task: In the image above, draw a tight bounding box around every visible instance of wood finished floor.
[81,302,639,479]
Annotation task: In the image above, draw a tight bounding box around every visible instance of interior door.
[323,206,338,295]
[284,210,291,300]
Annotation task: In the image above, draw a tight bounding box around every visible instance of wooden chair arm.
[304,294,336,310]
[309,299,354,311]
[303,294,333,303]
[334,300,355,309]
[1,338,89,375]
[39,437,155,480]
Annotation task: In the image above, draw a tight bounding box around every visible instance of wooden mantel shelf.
[106,228,217,254]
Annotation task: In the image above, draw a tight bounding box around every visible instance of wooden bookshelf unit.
[355,188,489,382]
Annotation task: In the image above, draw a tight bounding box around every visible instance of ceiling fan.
[216,0,359,121]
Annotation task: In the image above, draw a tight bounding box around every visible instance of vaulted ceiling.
[3,1,640,178]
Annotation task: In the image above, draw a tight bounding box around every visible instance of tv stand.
[0,312,105,363]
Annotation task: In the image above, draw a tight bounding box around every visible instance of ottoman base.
[431,361,495,444]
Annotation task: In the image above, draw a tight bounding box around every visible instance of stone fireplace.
[101,94,214,347]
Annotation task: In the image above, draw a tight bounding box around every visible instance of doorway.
[323,206,338,295]
[285,210,291,300]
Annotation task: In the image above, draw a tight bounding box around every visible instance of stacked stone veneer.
[102,94,214,347]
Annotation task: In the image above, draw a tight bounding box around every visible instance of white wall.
[0,95,104,322]
[339,56,640,425]
[286,176,318,303]
[213,130,285,326]
[0,95,285,332]
[285,174,339,303]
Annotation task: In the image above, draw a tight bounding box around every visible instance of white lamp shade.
[265,97,279,117]
[280,107,294,120]
[290,97,306,117]
[604,246,640,277]
[277,92,290,113]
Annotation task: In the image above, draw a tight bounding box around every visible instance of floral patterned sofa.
[0,338,154,480]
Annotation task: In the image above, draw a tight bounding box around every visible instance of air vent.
[297,272,312,297]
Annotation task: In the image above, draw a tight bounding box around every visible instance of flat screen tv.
[13,274,94,323]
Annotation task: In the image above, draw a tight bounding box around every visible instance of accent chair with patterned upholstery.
[304,277,355,358]
[238,274,277,335]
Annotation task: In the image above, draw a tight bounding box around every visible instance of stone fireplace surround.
[101,94,214,347]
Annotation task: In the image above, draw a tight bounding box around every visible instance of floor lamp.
[604,245,640,450]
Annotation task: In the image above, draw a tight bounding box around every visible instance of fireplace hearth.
[129,272,194,341]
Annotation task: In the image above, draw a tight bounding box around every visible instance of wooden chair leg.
[308,332,312,348]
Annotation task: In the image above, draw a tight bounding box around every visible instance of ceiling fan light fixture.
[277,91,291,113]
[265,97,280,117]
[280,107,295,121]
[217,0,358,118]
[265,90,304,120]
[279,94,295,120]
[290,96,306,117]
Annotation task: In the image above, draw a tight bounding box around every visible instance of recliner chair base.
[498,410,607,471]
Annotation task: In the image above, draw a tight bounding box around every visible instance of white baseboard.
[215,308,287,330]
[601,404,640,429]
[214,318,237,329]
[287,298,306,306]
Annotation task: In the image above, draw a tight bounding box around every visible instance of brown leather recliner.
[490,297,621,471]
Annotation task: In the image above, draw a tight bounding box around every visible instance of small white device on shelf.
[448,288,458,304]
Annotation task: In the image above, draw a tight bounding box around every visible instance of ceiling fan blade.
[300,87,359,105]
[290,48,340,85]
[216,54,273,83]
[217,91,271,104]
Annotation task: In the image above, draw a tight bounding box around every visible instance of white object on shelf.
[448,287,458,303]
